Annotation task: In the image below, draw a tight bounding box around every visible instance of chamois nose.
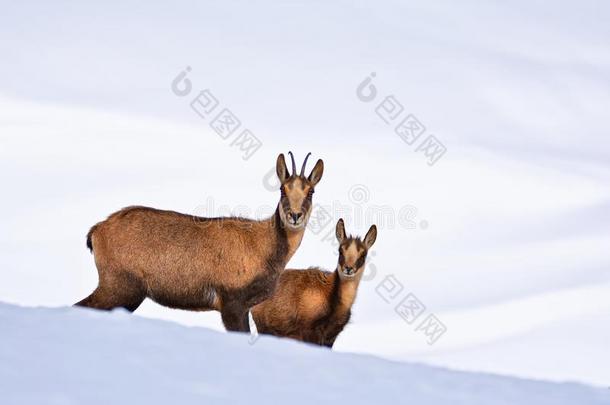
[344,267,354,275]
[290,212,303,223]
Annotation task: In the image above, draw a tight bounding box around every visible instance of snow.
[1,0,610,391]
[1,302,608,405]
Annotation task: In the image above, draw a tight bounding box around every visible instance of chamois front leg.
[322,338,336,349]
[220,301,250,333]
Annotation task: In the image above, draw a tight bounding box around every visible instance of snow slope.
[1,0,610,389]
[2,96,608,387]
[1,302,608,405]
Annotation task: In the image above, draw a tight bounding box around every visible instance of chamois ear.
[308,159,324,187]
[276,154,290,184]
[363,225,377,249]
[335,218,346,243]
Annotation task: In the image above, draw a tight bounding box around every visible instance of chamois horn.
[288,151,297,176]
[300,152,312,177]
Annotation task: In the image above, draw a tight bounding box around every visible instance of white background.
[1,0,609,386]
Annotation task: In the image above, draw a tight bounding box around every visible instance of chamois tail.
[86,224,98,253]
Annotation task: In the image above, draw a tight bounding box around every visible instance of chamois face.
[276,152,324,230]
[335,219,377,280]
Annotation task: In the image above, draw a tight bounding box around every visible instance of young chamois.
[75,152,324,332]
[252,219,377,347]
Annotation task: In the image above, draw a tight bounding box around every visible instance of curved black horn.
[288,151,296,176]
[300,152,312,177]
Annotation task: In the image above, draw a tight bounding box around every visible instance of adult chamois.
[75,152,324,332]
[252,219,377,347]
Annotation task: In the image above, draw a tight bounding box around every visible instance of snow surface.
[1,0,609,389]
[1,302,608,405]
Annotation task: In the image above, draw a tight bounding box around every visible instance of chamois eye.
[307,189,314,199]
[338,252,345,266]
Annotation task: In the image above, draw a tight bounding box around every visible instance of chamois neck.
[270,206,305,262]
[285,227,305,262]
[258,207,305,269]
[333,270,361,313]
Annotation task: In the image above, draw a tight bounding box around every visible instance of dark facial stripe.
[355,254,366,270]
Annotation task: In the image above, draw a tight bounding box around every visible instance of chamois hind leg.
[75,271,146,312]
[220,300,250,333]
